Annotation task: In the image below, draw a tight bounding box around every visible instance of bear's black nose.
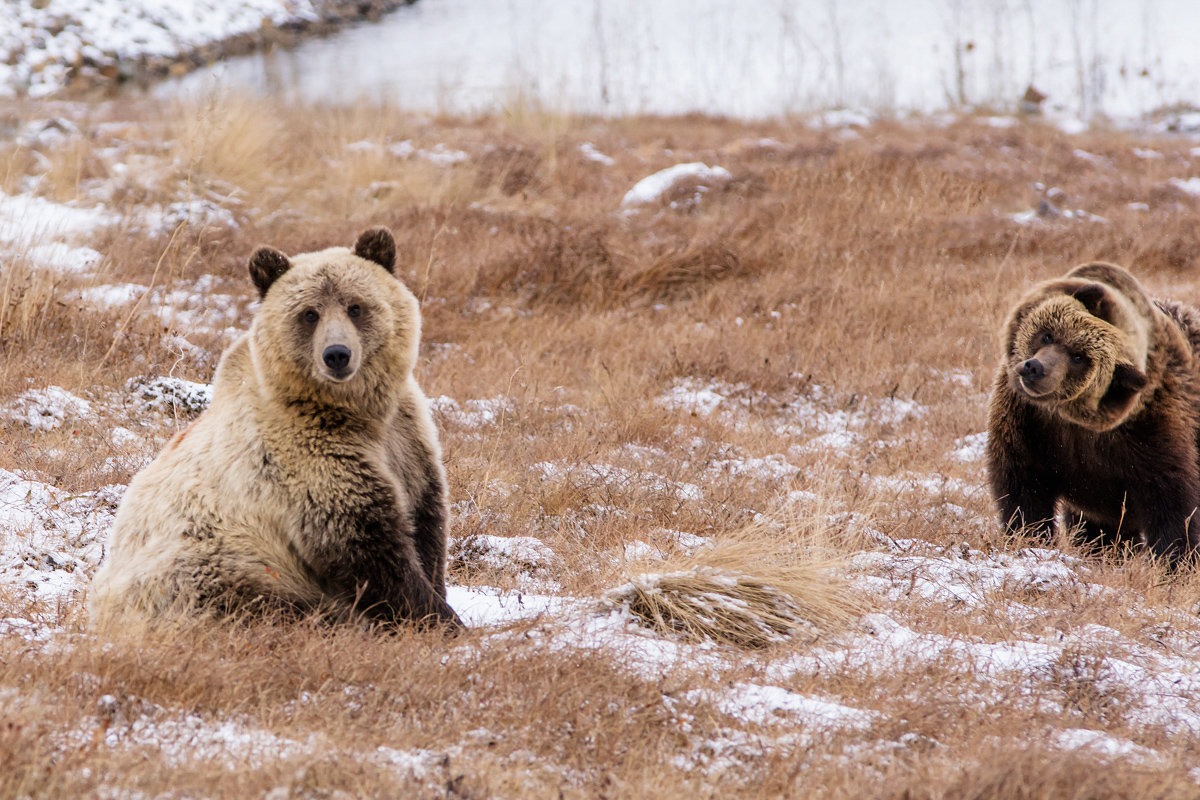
[1019,359,1044,381]
[323,345,352,372]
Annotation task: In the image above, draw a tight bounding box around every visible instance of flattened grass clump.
[604,522,859,648]
[606,566,823,648]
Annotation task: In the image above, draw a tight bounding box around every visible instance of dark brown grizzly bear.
[986,262,1200,565]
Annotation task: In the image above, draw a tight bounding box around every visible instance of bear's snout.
[312,313,363,383]
[1015,345,1068,398]
[1019,359,1044,381]
[323,344,353,376]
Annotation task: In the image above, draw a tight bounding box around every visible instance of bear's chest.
[1042,416,1157,494]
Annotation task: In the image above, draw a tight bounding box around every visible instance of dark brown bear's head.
[1003,263,1154,431]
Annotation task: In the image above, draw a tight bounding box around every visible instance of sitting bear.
[90,228,463,629]
[986,262,1200,565]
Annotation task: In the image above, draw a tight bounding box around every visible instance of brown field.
[3,95,1200,798]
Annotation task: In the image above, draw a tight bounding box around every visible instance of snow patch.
[0,470,120,603]
[449,534,559,591]
[535,460,703,503]
[869,472,975,498]
[1052,728,1162,763]
[621,163,732,208]
[24,242,104,272]
[693,682,877,730]
[1168,177,1200,197]
[347,139,470,166]
[811,109,874,129]
[950,432,988,462]
[3,386,94,432]
[74,283,146,310]
[0,190,114,274]
[657,381,727,417]
[92,706,311,770]
[430,395,513,428]
[444,585,564,627]
[0,0,326,99]
[1072,149,1106,165]
[875,397,925,426]
[126,376,213,418]
[709,453,798,483]
[850,540,1080,608]
[146,198,239,235]
[982,116,1017,128]
[0,191,115,246]
[579,142,615,165]
[390,140,469,165]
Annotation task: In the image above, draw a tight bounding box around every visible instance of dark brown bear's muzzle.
[1015,345,1068,398]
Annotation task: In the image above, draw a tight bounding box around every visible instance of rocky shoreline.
[1,0,417,99]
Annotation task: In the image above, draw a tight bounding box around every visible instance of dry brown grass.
[606,518,857,647]
[4,94,1200,797]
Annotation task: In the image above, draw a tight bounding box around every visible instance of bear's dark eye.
[347,304,361,319]
[303,309,319,325]
[1040,332,1053,346]
[1070,352,1087,365]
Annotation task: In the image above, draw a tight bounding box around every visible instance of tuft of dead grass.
[605,519,858,648]
[605,566,829,648]
[0,251,65,346]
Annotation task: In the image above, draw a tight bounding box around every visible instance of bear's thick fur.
[986,262,1200,565]
[90,228,463,629]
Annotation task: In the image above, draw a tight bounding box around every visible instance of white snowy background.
[162,0,1200,123]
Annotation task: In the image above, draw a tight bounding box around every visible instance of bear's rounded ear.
[1071,283,1115,322]
[249,247,291,299]
[1099,362,1149,416]
[353,227,396,274]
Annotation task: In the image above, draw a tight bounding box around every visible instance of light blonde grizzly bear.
[90,228,463,629]
[986,262,1200,566]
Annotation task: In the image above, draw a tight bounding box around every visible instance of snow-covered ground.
[7,103,1200,784]
[621,163,733,209]
[5,416,1200,776]
[3,343,1199,778]
[0,0,335,98]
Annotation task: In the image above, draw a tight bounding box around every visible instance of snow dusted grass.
[5,97,1200,796]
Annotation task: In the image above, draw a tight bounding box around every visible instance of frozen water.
[155,0,1200,123]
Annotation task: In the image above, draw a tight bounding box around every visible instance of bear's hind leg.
[1140,503,1198,570]
[1062,509,1126,556]
[1130,460,1200,569]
